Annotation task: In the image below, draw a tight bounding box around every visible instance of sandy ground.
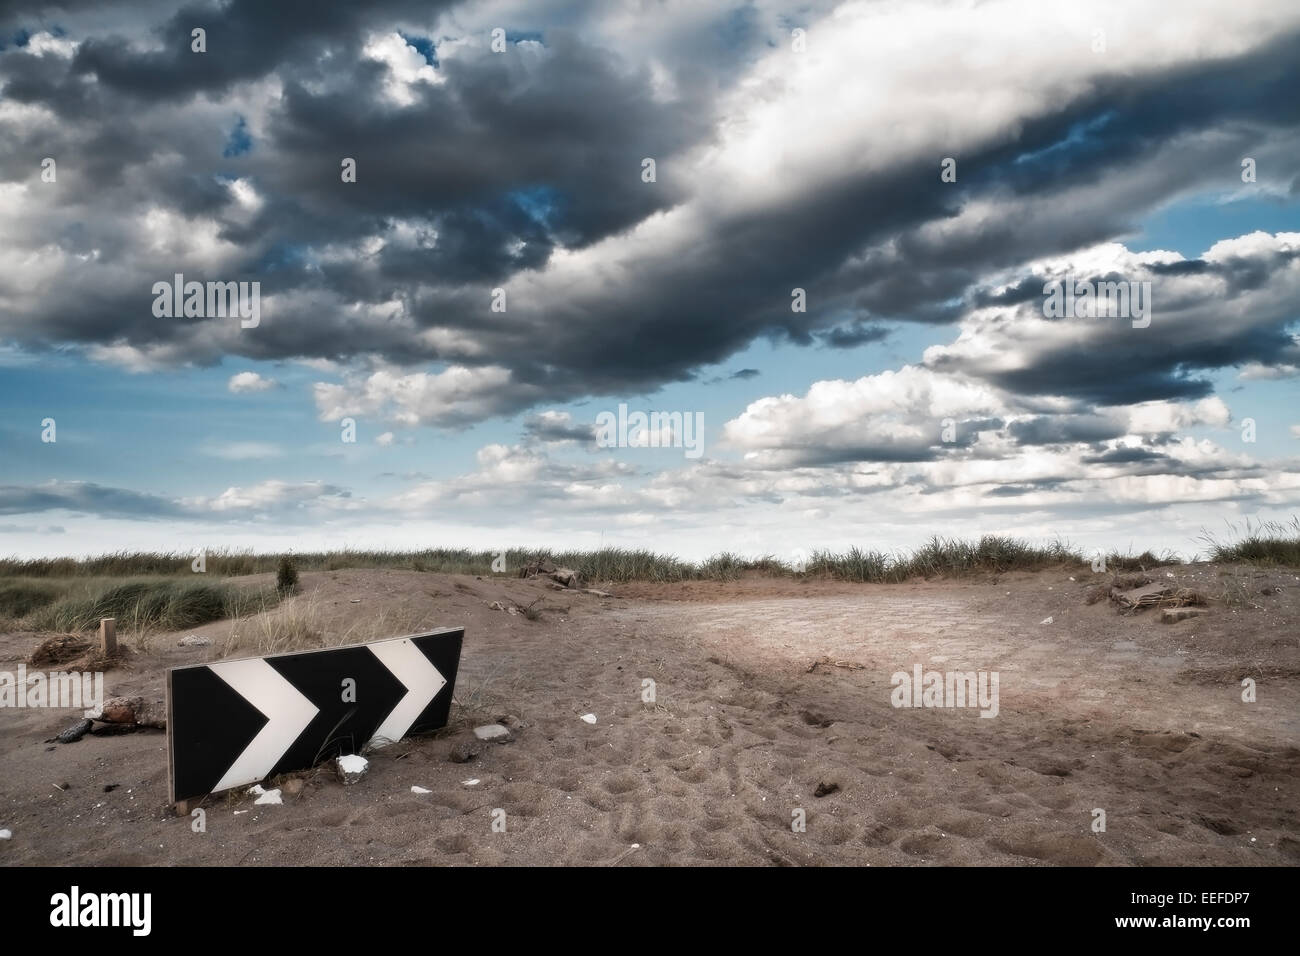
[1,564,1297,866]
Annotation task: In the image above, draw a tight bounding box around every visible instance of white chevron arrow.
[367,638,447,748]
[210,658,319,792]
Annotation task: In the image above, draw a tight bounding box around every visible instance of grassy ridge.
[0,536,1160,584]
[1,525,1295,596]
[1202,518,1300,567]
[1,577,279,633]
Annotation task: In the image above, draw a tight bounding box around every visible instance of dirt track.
[1,565,1297,866]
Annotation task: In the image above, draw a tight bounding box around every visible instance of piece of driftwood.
[806,656,867,673]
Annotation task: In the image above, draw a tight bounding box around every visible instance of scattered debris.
[1110,583,1207,611]
[607,843,641,866]
[335,754,368,785]
[1112,573,1153,591]
[52,782,70,792]
[1041,616,1054,625]
[349,599,361,603]
[583,588,613,598]
[448,742,479,763]
[99,696,142,724]
[84,696,167,730]
[462,778,480,786]
[814,782,840,798]
[411,785,432,794]
[473,723,512,742]
[177,635,212,647]
[28,634,91,666]
[29,633,125,672]
[550,568,581,588]
[806,656,866,673]
[48,718,93,744]
[254,788,283,805]
[579,713,597,724]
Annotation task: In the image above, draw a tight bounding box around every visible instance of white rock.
[411,786,432,794]
[580,713,597,724]
[248,784,267,796]
[336,754,369,785]
[473,723,511,741]
[254,789,282,805]
[0,829,11,839]
[462,779,480,786]
[1041,616,1054,625]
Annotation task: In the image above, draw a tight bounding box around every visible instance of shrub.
[276,556,300,595]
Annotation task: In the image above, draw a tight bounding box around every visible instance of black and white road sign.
[167,627,463,803]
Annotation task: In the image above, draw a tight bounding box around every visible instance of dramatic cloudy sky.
[1,0,1298,560]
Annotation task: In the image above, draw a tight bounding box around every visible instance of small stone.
[462,779,480,787]
[448,742,480,763]
[254,788,283,805]
[99,696,144,724]
[0,829,11,839]
[473,723,512,742]
[550,568,580,588]
[584,589,612,598]
[177,635,212,647]
[814,782,840,798]
[135,700,167,730]
[335,754,368,785]
[498,714,526,730]
[579,713,597,724]
[1040,616,1054,625]
[281,778,304,796]
[411,786,432,794]
[1163,607,1205,623]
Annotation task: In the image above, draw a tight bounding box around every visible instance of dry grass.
[1202,518,1300,567]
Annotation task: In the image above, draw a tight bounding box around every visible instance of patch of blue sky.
[398,31,438,66]
[222,116,252,158]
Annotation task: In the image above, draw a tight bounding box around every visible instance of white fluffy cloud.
[228,371,278,393]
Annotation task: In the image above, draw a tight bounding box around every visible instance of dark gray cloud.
[0,481,183,519]
[0,3,1298,424]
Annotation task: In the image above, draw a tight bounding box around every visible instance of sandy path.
[1,567,1296,866]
